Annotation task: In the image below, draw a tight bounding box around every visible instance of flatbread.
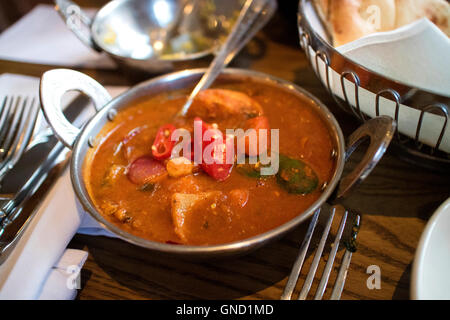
[395,0,450,36]
[314,0,450,46]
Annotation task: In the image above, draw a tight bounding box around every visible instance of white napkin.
[0,73,126,299]
[38,249,88,300]
[336,18,450,97]
[0,4,115,69]
[78,202,117,238]
[0,164,86,300]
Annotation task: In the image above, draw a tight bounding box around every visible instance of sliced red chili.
[195,117,234,181]
[201,154,234,181]
[151,124,177,160]
[239,116,270,157]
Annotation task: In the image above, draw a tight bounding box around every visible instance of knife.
[0,94,92,264]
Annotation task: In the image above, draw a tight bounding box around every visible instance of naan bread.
[395,0,450,35]
[314,0,450,47]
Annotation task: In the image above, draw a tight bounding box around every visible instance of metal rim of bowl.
[70,68,346,256]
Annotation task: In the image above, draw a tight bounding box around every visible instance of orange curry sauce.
[86,80,337,245]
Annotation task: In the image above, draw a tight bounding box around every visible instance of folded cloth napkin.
[0,4,115,69]
[0,73,126,299]
[0,164,86,300]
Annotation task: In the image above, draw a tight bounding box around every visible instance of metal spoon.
[177,0,276,117]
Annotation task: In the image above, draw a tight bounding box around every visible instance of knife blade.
[0,94,93,264]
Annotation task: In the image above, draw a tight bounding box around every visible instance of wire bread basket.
[297,0,450,171]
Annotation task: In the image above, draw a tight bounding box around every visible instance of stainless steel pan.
[39,68,395,258]
[54,0,276,73]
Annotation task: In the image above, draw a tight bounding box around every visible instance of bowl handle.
[54,0,100,51]
[335,116,397,200]
[40,69,112,149]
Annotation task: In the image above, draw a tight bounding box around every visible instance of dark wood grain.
[1,2,449,300]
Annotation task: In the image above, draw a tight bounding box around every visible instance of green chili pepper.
[276,154,318,194]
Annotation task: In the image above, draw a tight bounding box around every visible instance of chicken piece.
[100,201,131,223]
[171,191,222,243]
[166,157,195,178]
[100,201,119,216]
[167,175,201,194]
[114,208,131,223]
[188,89,263,124]
[102,164,125,186]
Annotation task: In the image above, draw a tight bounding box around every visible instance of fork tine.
[281,208,320,300]
[18,97,40,152]
[314,206,348,300]
[0,97,40,180]
[330,214,361,300]
[0,96,10,124]
[10,97,38,156]
[0,97,14,149]
[329,250,352,300]
[0,97,23,159]
[298,206,335,300]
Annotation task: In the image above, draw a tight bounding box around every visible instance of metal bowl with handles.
[39,68,395,258]
[55,0,276,73]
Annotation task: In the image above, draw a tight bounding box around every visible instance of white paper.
[0,4,115,69]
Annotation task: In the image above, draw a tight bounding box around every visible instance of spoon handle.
[177,0,275,117]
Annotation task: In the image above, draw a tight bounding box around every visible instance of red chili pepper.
[241,116,270,157]
[151,124,177,160]
[200,139,234,181]
[194,117,234,181]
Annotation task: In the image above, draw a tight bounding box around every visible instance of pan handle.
[54,0,100,51]
[40,69,112,149]
[335,116,396,200]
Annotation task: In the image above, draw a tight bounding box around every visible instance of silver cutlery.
[0,96,40,182]
[0,94,91,264]
[281,204,361,300]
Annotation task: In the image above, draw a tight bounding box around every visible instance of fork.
[281,204,361,300]
[0,96,40,182]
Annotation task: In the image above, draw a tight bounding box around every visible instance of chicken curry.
[86,79,336,245]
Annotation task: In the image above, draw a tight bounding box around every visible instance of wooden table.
[1,7,449,300]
